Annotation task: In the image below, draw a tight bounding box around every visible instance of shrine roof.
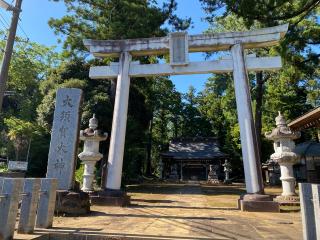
[288,107,320,131]
[160,137,227,160]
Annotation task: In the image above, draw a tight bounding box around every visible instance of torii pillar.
[231,43,264,194]
[105,52,131,191]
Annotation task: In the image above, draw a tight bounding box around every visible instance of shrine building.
[160,137,228,181]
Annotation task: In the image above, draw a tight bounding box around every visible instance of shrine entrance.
[84,24,288,198]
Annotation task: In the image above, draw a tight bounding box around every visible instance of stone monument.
[78,114,107,192]
[46,88,82,190]
[223,160,232,184]
[208,164,220,184]
[265,112,301,202]
[46,88,90,215]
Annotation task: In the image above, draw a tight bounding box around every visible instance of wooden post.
[0,0,23,112]
[231,43,264,194]
[105,52,131,191]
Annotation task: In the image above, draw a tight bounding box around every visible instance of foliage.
[3,0,319,184]
[75,164,84,184]
[4,117,36,141]
[1,38,60,121]
[181,86,212,137]
[39,0,191,181]
[3,117,36,162]
[197,0,319,175]
[0,37,60,176]
[0,165,8,173]
[49,0,191,57]
[2,116,50,176]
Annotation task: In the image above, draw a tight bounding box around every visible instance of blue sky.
[0,0,212,93]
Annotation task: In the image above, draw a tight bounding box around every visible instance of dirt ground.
[16,183,302,240]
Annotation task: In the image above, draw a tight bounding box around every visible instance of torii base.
[239,194,280,212]
[90,189,130,207]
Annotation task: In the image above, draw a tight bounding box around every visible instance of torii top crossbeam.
[84,24,288,57]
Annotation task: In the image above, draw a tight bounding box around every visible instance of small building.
[288,107,320,131]
[160,137,228,181]
[263,142,320,184]
[288,107,320,183]
[294,141,320,183]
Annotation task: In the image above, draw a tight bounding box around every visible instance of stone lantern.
[265,112,300,201]
[78,114,108,192]
[223,160,232,184]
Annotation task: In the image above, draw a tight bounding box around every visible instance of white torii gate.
[84,24,288,195]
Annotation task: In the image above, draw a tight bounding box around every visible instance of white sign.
[8,161,28,171]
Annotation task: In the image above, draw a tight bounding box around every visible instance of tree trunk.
[145,117,153,176]
[110,79,117,105]
[255,71,263,159]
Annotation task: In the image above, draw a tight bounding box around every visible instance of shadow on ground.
[126,183,247,196]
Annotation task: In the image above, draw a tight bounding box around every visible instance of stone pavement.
[16,183,302,240]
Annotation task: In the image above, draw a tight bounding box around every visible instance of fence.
[0,177,57,240]
[299,183,320,240]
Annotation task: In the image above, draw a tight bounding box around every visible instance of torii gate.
[84,24,288,196]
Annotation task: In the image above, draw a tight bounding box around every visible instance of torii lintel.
[83,24,288,58]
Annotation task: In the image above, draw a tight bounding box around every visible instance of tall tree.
[49,0,191,57]
[143,77,182,175]
[181,86,212,137]
[200,0,319,161]
[0,37,59,174]
[44,0,191,182]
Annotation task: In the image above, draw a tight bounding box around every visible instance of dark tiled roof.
[294,141,320,157]
[161,137,227,160]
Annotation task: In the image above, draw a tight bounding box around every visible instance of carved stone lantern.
[208,164,220,184]
[78,114,108,192]
[265,112,300,201]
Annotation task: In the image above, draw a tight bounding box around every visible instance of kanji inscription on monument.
[46,88,83,190]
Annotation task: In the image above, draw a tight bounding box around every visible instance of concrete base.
[55,190,90,215]
[274,195,300,205]
[207,179,221,184]
[239,194,280,212]
[0,172,25,178]
[90,189,130,207]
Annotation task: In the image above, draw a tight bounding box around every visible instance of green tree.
[4,117,36,161]
[45,0,191,182]
[1,38,59,121]
[0,37,59,176]
[200,1,319,165]
[181,86,212,137]
[49,0,191,57]
[139,76,183,175]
